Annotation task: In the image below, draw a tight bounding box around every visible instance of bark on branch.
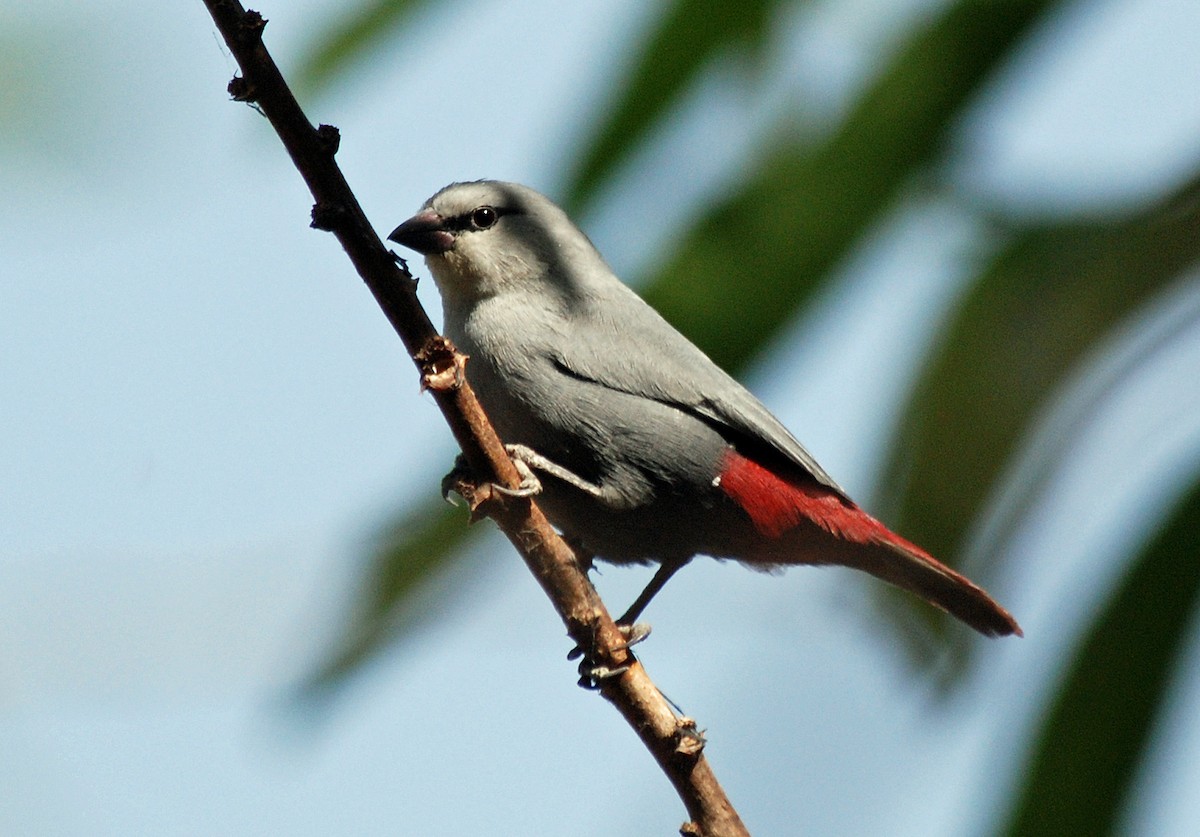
[200,2,749,834]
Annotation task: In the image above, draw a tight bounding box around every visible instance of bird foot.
[440,450,542,516]
[489,454,542,497]
[578,662,630,688]
[570,622,652,690]
[567,622,651,660]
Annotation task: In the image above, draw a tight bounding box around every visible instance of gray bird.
[389,180,1020,638]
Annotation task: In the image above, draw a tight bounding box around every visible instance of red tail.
[717,450,1021,638]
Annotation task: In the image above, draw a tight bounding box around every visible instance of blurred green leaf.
[296,0,436,95]
[563,0,777,213]
[974,270,1200,575]
[1002,474,1200,836]
[879,178,1200,654]
[640,0,1054,374]
[300,496,480,698]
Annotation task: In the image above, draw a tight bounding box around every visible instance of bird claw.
[617,621,652,649]
[567,621,651,660]
[577,662,630,689]
[569,621,651,689]
[489,455,542,497]
[440,454,472,505]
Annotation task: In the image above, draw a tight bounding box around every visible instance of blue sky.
[3,0,1200,833]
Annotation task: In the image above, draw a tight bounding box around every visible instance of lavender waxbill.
[389,180,1020,638]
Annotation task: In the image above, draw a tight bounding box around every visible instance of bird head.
[389,180,606,307]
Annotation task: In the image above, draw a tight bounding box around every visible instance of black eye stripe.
[443,205,518,232]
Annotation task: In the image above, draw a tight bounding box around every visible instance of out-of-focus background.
[4,0,1200,833]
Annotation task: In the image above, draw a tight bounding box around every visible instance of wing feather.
[547,281,849,497]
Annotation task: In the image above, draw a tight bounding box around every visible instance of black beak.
[388,210,455,255]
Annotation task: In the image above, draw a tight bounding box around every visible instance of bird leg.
[504,443,607,498]
[618,560,688,625]
[463,443,675,686]
[570,565,678,690]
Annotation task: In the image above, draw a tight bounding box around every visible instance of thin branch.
[200,2,749,834]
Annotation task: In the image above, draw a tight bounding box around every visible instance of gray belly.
[464,353,749,564]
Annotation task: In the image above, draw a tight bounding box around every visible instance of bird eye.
[471,206,498,229]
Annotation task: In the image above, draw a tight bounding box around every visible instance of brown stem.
[201,3,749,834]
